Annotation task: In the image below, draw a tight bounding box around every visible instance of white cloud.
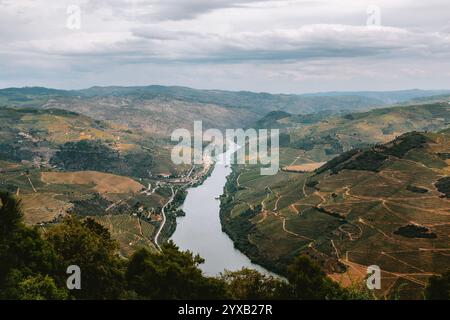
[1,0,450,92]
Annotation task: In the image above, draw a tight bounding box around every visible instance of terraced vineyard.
[261,103,450,163]
[0,106,193,254]
[221,129,450,298]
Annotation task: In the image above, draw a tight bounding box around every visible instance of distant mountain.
[1,86,449,136]
[302,89,450,104]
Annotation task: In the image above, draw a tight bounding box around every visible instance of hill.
[261,103,450,163]
[221,130,450,298]
[2,86,449,136]
[0,106,191,255]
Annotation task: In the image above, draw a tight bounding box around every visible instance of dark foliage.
[406,185,429,194]
[425,271,450,300]
[435,177,450,198]
[126,242,228,299]
[394,225,437,239]
[50,140,153,178]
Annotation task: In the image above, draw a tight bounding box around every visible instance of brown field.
[283,162,326,172]
[41,171,144,194]
[20,193,72,225]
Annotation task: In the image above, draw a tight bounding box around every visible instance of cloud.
[86,0,264,21]
[1,0,450,91]
[28,24,448,63]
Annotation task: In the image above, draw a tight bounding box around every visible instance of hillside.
[221,130,450,298]
[262,103,450,163]
[2,86,449,136]
[0,106,191,255]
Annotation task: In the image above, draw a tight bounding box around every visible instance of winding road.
[154,186,175,250]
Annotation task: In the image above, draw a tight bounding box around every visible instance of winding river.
[171,160,270,276]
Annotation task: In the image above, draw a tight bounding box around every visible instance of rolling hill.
[2,86,449,137]
[258,103,450,164]
[221,103,450,298]
[0,106,190,255]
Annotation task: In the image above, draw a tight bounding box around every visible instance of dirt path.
[274,193,282,211]
[331,239,340,259]
[290,204,299,214]
[358,217,394,241]
[302,179,307,197]
[27,176,37,193]
[339,254,428,287]
[154,187,175,250]
[281,216,314,241]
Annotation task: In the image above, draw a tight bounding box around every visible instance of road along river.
[171,159,273,276]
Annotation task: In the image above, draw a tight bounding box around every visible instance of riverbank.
[156,163,215,244]
[171,160,273,276]
[219,165,287,276]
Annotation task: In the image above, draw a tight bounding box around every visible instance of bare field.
[283,162,326,172]
[41,171,144,194]
[20,192,72,225]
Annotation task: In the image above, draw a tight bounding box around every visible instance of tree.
[287,256,346,300]
[45,217,125,299]
[126,241,228,299]
[425,271,450,300]
[0,192,61,299]
[17,275,68,300]
[0,192,23,238]
[220,268,293,300]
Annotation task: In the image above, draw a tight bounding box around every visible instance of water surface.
[171,161,271,276]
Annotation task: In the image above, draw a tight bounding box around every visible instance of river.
[171,160,271,276]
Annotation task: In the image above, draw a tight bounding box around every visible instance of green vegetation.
[291,135,343,154]
[287,256,349,300]
[425,271,450,300]
[51,140,154,178]
[220,129,450,299]
[435,177,450,198]
[316,132,433,174]
[219,268,292,299]
[257,103,450,164]
[126,244,227,299]
[394,225,437,239]
[2,88,450,301]
[1,192,379,300]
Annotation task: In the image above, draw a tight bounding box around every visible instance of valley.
[0,86,449,299]
[0,105,210,256]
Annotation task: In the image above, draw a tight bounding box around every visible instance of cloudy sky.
[1,0,450,93]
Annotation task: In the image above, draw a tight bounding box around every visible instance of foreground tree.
[45,217,126,299]
[287,256,348,300]
[0,192,64,299]
[126,241,228,299]
[425,271,450,300]
[220,268,293,299]
[17,275,68,300]
[0,192,371,300]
